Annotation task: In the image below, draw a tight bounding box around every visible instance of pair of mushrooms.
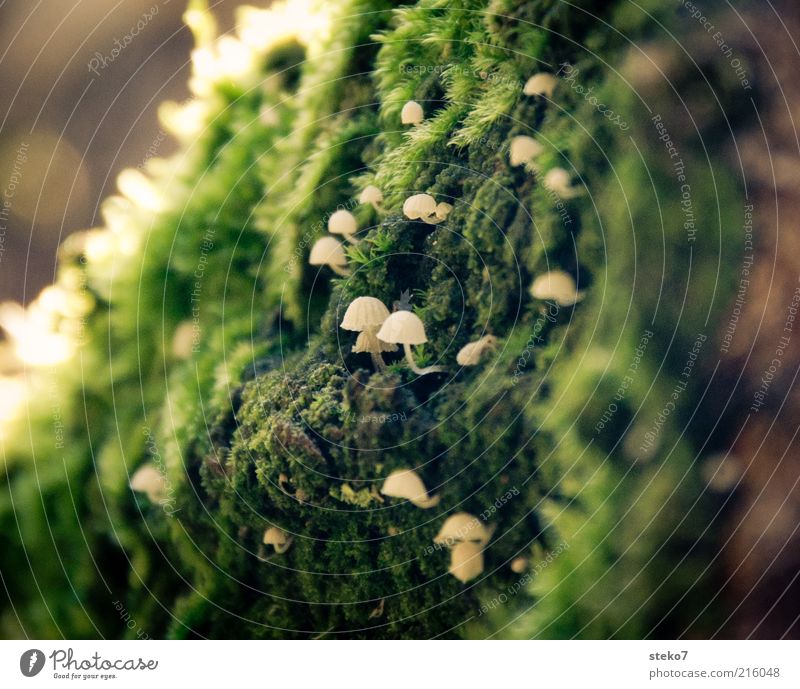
[401,71,556,127]
[434,512,495,583]
[308,208,362,276]
[509,136,580,198]
[380,470,493,583]
[341,296,444,375]
[308,187,386,276]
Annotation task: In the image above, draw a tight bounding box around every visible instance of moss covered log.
[0,0,749,638]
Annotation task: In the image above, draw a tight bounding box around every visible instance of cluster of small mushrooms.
[340,296,443,375]
[309,187,385,276]
[143,73,584,582]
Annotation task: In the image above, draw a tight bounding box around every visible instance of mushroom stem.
[403,342,444,375]
[330,264,351,277]
[343,233,360,245]
[370,351,387,371]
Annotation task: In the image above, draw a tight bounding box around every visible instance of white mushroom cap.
[456,335,498,366]
[400,100,424,124]
[171,320,195,359]
[402,193,437,220]
[509,136,544,167]
[420,201,452,225]
[434,512,494,547]
[523,72,558,97]
[359,185,383,208]
[381,469,440,509]
[543,167,580,198]
[530,270,583,306]
[449,541,484,583]
[702,452,743,492]
[353,330,398,353]
[376,310,428,345]
[434,202,453,220]
[510,556,528,574]
[341,296,391,331]
[263,526,293,553]
[130,464,167,503]
[328,209,358,236]
[309,236,347,267]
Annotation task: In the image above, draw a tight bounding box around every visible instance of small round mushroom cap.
[434,202,453,220]
[309,236,347,267]
[702,452,743,492]
[402,193,437,220]
[449,541,484,583]
[509,136,544,167]
[130,464,166,503]
[530,270,582,306]
[359,185,383,207]
[543,167,580,198]
[381,468,440,509]
[456,335,498,366]
[510,556,528,574]
[353,330,398,353]
[400,100,424,124]
[328,209,357,236]
[523,72,558,97]
[341,296,391,331]
[263,526,293,553]
[376,310,428,345]
[434,512,494,547]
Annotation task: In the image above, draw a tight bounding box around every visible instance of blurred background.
[0,0,242,305]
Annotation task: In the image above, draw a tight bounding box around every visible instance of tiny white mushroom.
[328,209,359,244]
[523,72,558,97]
[172,320,195,359]
[402,193,437,220]
[263,526,293,554]
[259,105,279,126]
[381,468,440,509]
[130,464,167,504]
[359,184,383,211]
[340,296,398,370]
[702,452,743,492]
[376,310,444,376]
[530,270,583,307]
[400,100,424,125]
[510,556,528,574]
[449,541,484,583]
[543,167,581,199]
[435,202,453,220]
[419,201,454,225]
[309,236,349,276]
[509,135,544,168]
[434,512,494,547]
[456,334,498,366]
